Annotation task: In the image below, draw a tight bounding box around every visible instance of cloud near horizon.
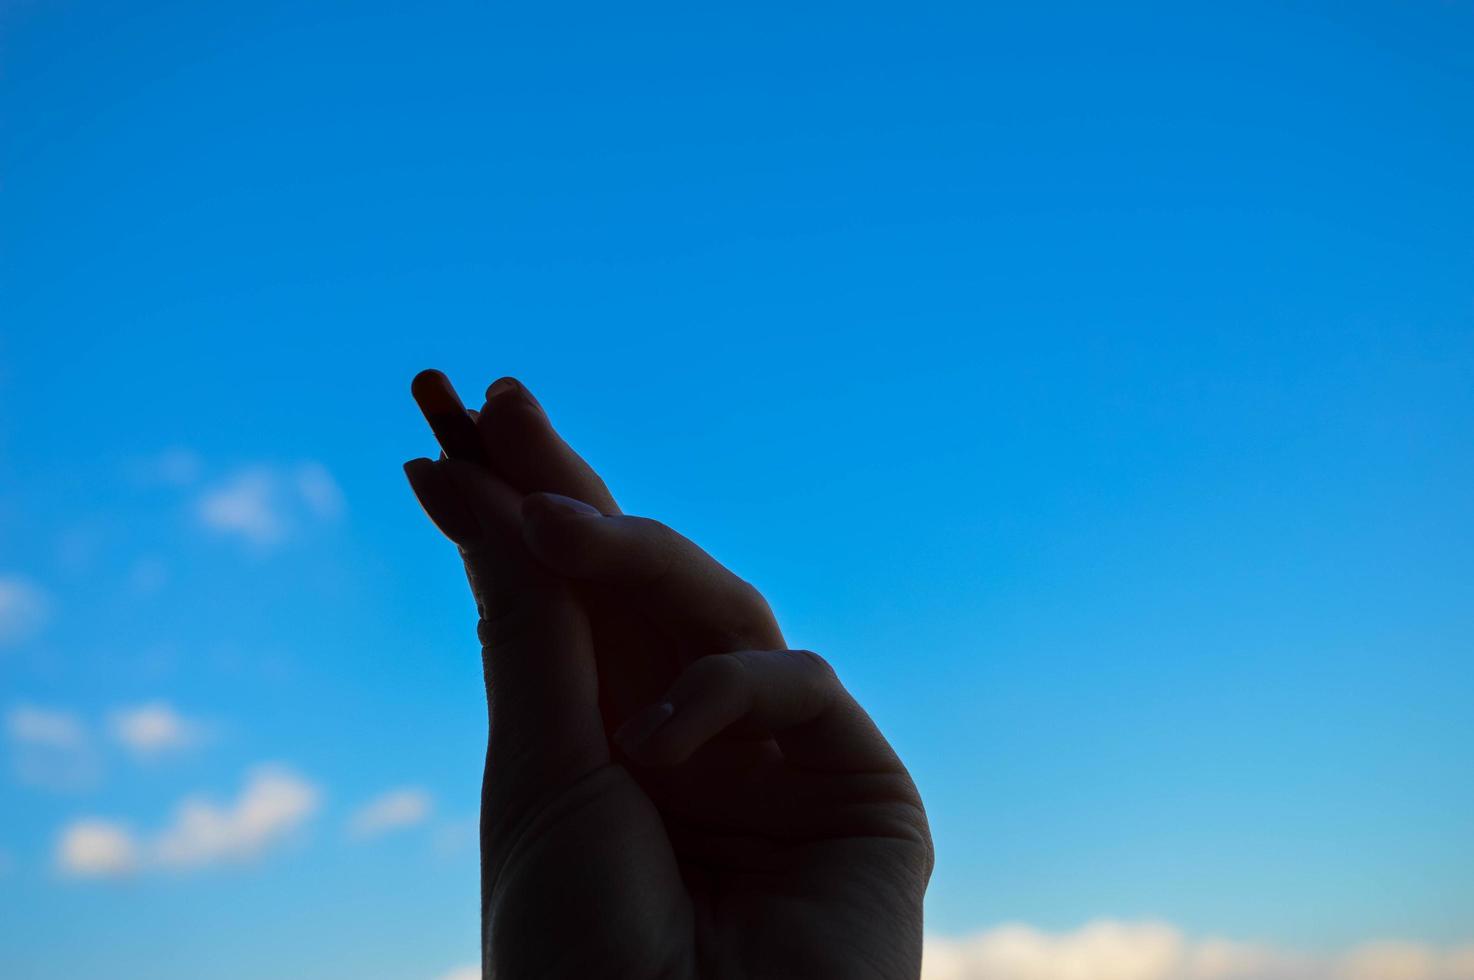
[921,922,1474,980]
[431,923,1474,980]
[433,968,479,980]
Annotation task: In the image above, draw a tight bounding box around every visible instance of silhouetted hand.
[404,376,932,979]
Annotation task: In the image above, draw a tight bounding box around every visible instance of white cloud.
[108,702,203,759]
[195,463,343,548]
[0,575,50,646]
[921,923,1474,980]
[154,766,321,868]
[348,787,433,841]
[56,819,140,878]
[5,704,97,790]
[55,765,322,879]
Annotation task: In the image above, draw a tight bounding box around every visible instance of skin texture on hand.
[404,376,933,980]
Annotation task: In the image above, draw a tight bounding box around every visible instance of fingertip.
[411,369,462,413]
[475,381,547,438]
[404,458,481,543]
[485,375,545,413]
[485,376,518,402]
[473,378,548,466]
[403,456,435,492]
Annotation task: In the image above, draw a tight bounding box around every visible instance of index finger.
[411,369,489,465]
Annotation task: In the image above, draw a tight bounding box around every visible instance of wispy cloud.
[196,469,286,545]
[6,705,86,748]
[0,575,50,646]
[108,702,204,759]
[5,704,97,791]
[921,922,1474,980]
[195,463,344,548]
[55,765,322,878]
[295,461,345,520]
[348,787,433,841]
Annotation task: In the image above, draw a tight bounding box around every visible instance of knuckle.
[695,652,750,688]
[629,515,677,544]
[621,516,675,558]
[625,517,680,589]
[790,648,840,717]
[709,577,780,648]
[733,577,773,619]
[792,648,837,680]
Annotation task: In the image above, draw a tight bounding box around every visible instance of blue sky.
[2,2,1472,978]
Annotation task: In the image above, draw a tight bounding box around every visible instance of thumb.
[403,457,609,828]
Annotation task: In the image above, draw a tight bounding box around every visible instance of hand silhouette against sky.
[405,372,932,979]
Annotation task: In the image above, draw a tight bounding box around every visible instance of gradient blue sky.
[2,2,1472,978]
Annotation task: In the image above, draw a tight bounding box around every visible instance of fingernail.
[614,702,675,753]
[485,376,547,415]
[524,492,602,520]
[485,377,520,402]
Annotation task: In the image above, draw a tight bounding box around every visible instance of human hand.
[404,374,932,979]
